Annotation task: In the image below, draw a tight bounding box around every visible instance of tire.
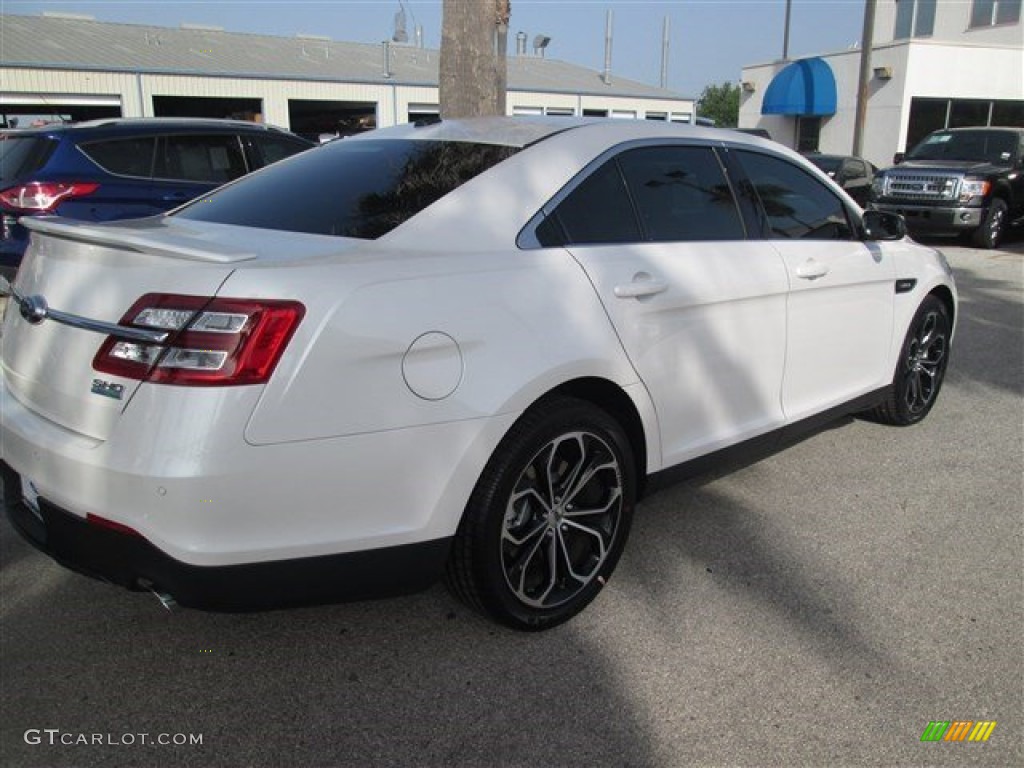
[971,199,1007,250]
[868,295,951,426]
[445,396,636,631]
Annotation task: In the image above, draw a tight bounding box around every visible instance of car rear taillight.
[93,294,305,386]
[0,181,100,212]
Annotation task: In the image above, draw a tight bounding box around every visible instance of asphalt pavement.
[1,236,1021,768]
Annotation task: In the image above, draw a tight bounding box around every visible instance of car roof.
[350,116,763,150]
[934,126,1024,135]
[0,117,300,138]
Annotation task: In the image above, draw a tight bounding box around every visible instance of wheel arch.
[541,377,651,497]
[928,284,956,331]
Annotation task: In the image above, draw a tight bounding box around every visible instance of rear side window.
[175,139,518,239]
[735,150,854,240]
[550,159,640,245]
[79,137,157,178]
[0,135,57,182]
[617,146,744,241]
[249,134,310,167]
[157,134,248,183]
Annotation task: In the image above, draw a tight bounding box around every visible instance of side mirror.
[863,210,906,241]
[893,152,905,165]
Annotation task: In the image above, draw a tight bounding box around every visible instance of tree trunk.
[440,0,509,119]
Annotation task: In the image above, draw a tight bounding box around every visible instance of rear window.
[0,135,57,182]
[175,138,519,239]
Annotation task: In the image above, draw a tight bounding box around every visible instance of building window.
[906,96,1024,151]
[894,0,936,40]
[970,0,1022,28]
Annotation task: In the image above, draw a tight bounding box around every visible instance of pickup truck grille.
[882,174,960,201]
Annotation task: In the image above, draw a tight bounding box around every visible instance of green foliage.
[697,82,740,128]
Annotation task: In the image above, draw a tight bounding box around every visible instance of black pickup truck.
[869,127,1024,249]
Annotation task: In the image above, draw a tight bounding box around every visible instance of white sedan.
[0,118,956,630]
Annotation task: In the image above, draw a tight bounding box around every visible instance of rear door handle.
[613,277,669,299]
[795,259,830,280]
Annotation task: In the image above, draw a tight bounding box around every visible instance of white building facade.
[739,0,1023,167]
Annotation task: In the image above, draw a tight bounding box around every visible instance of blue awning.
[761,58,837,116]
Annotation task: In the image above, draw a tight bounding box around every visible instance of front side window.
[736,151,854,240]
[175,139,518,239]
[157,134,247,183]
[616,146,744,241]
[79,137,157,178]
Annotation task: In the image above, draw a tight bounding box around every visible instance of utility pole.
[439,0,510,118]
[782,0,792,60]
[852,0,877,156]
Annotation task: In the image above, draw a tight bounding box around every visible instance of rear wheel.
[445,397,635,631]
[868,295,951,426]
[971,199,1007,250]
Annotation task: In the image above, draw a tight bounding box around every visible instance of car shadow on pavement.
[0,505,662,768]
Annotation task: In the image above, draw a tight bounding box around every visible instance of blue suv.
[0,118,313,279]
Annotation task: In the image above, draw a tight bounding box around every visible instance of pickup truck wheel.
[868,295,950,426]
[972,199,1007,250]
[445,397,635,631]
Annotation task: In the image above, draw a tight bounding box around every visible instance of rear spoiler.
[22,216,257,264]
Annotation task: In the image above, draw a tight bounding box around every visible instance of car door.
[731,149,895,422]
[537,143,790,467]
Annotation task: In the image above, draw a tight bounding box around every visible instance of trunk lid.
[2,217,255,440]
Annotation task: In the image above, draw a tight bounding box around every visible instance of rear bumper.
[1,460,450,611]
[871,202,983,234]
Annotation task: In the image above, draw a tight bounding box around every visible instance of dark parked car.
[869,127,1024,249]
[805,153,878,207]
[0,118,313,279]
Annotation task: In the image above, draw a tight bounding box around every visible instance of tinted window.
[843,160,867,180]
[617,146,744,241]
[0,135,57,182]
[551,159,640,245]
[80,137,157,178]
[249,134,310,167]
[808,156,841,176]
[737,151,854,240]
[176,139,518,239]
[158,134,247,183]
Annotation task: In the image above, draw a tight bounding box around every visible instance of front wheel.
[868,295,951,426]
[971,199,1007,250]
[445,397,636,631]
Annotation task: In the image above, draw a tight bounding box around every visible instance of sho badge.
[91,379,124,400]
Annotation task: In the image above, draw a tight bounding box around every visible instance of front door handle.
[795,259,830,280]
[614,274,669,299]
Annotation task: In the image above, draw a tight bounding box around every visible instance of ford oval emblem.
[19,295,48,325]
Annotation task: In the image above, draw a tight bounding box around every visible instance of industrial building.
[0,13,696,139]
